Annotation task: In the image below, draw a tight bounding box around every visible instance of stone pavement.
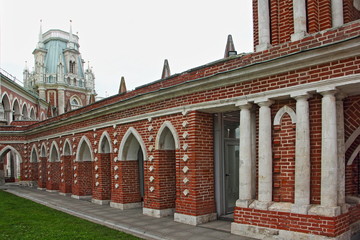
[0,184,254,240]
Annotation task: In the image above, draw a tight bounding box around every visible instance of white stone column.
[237,103,253,207]
[257,100,274,204]
[57,88,65,115]
[292,94,311,214]
[256,0,271,52]
[320,91,338,208]
[251,109,257,199]
[291,0,307,41]
[336,94,346,210]
[38,87,46,101]
[331,0,344,27]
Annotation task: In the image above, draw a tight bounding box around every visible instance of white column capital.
[237,103,253,110]
[256,100,274,107]
[319,89,337,97]
[292,93,312,101]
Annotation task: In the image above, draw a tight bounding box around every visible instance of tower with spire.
[23,20,96,116]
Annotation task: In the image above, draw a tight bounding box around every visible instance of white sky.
[0,0,253,98]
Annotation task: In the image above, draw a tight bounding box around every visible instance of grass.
[0,190,142,240]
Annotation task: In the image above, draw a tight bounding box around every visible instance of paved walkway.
[0,184,254,240]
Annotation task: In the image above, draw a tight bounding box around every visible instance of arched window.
[70,97,82,110]
[69,61,76,74]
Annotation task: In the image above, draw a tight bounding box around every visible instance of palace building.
[1,1,360,239]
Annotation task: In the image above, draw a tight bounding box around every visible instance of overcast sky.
[0,0,253,98]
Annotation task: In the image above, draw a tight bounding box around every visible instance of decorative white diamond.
[183,189,189,196]
[114,148,118,153]
[46,142,49,145]
[113,132,118,137]
[149,186,155,192]
[61,179,64,182]
[60,140,63,144]
[148,155,154,162]
[183,155,189,162]
[113,139,118,145]
[73,145,76,149]
[183,177,189,184]
[182,121,188,128]
[39,176,42,179]
[60,160,63,163]
[149,176,154,182]
[74,173,77,178]
[60,147,63,152]
[95,165,99,171]
[39,170,42,173]
[114,157,118,162]
[95,174,99,179]
[148,135,153,142]
[48,165,51,168]
[93,133,97,138]
[73,152,76,156]
[148,145,153,152]
[113,124,117,129]
[25,175,28,178]
[38,144,40,147]
[72,138,75,142]
[48,177,50,181]
[148,125,153,131]
[114,174,119,180]
[95,182,100,187]
[148,117,152,122]
[115,184,119,189]
[94,149,98,153]
[74,180,78,184]
[182,132,189,139]
[48,171,50,174]
[61,173,64,177]
[182,166,189,173]
[73,166,77,170]
[94,157,98,162]
[24,150,27,154]
[149,166,154,172]
[94,141,97,145]
[182,144,188,151]
[24,146,27,149]
[114,166,119,171]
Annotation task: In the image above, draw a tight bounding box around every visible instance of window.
[69,61,75,74]
[70,97,81,110]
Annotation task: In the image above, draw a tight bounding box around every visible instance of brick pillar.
[92,153,112,205]
[37,157,47,189]
[46,161,60,191]
[143,149,176,217]
[30,162,39,182]
[71,161,93,199]
[59,155,72,194]
[110,159,142,209]
[174,111,216,226]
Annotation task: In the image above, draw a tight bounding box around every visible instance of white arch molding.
[30,144,39,163]
[99,131,113,153]
[40,143,47,157]
[347,144,360,166]
[0,146,23,163]
[155,121,180,150]
[63,139,73,156]
[273,105,297,125]
[118,127,147,161]
[49,141,60,162]
[76,136,94,162]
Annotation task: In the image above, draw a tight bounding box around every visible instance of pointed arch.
[49,141,60,162]
[76,136,93,162]
[30,107,36,120]
[155,121,180,150]
[0,146,22,163]
[1,92,11,123]
[347,144,360,166]
[99,131,112,153]
[118,127,147,161]
[30,145,39,163]
[12,98,21,120]
[273,105,297,126]
[40,143,47,157]
[63,139,72,156]
[40,112,46,121]
[22,103,29,120]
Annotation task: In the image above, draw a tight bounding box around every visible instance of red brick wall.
[111,160,141,204]
[92,153,112,200]
[30,162,38,181]
[46,162,60,190]
[307,0,332,34]
[272,100,296,203]
[234,207,350,237]
[346,155,359,195]
[37,157,47,188]
[344,0,360,23]
[144,150,176,210]
[344,96,360,165]
[72,161,93,196]
[270,0,294,45]
[59,155,73,194]
[176,111,215,216]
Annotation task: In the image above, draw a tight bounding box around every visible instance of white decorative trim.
[110,201,142,210]
[98,131,113,154]
[118,127,147,161]
[46,189,59,193]
[143,207,174,218]
[155,121,180,150]
[71,195,92,200]
[347,144,360,165]
[75,136,94,162]
[273,105,296,125]
[174,212,217,226]
[345,126,360,151]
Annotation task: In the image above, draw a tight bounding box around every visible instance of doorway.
[214,111,240,218]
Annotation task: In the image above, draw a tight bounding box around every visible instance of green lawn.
[0,190,141,240]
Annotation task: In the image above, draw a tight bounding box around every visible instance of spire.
[37,20,45,49]
[24,61,28,71]
[224,34,237,58]
[161,59,171,79]
[118,76,127,94]
[69,20,73,40]
[67,20,75,49]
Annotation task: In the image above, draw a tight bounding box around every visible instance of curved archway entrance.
[0,146,22,185]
